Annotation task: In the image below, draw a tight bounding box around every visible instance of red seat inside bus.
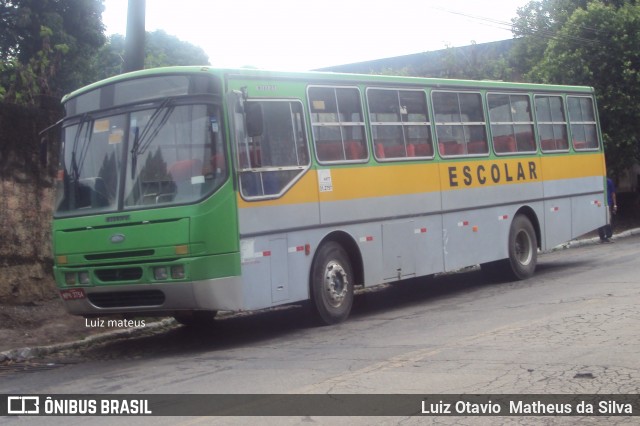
[541,138,569,151]
[493,135,516,153]
[467,140,488,154]
[413,143,433,157]
[375,142,433,159]
[439,141,464,156]
[317,140,365,161]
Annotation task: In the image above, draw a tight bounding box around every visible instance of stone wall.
[0,101,62,304]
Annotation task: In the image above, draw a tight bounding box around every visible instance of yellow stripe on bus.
[540,152,605,181]
[237,153,605,208]
[440,153,604,190]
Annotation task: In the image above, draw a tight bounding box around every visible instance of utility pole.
[123,0,146,73]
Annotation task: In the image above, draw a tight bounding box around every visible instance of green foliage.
[92,31,210,82]
[1,1,210,104]
[145,30,209,68]
[372,42,516,81]
[514,0,640,175]
[434,44,516,81]
[0,0,105,105]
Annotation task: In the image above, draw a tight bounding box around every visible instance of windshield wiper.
[70,114,93,182]
[130,98,174,179]
[130,126,140,179]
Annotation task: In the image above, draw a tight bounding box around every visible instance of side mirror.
[245,102,264,137]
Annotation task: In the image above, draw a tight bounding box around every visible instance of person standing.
[599,177,617,243]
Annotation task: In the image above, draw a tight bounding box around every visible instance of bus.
[50,67,607,326]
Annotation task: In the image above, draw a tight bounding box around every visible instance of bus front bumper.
[58,276,244,316]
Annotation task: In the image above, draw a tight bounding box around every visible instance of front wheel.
[310,242,354,325]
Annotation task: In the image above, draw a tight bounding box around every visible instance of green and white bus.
[51,67,607,325]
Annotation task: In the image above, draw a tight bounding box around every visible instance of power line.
[431,6,608,48]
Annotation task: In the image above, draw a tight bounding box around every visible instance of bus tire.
[506,214,537,280]
[310,242,354,325]
[174,310,217,328]
[482,215,537,281]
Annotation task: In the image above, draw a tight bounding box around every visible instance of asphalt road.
[2,234,639,425]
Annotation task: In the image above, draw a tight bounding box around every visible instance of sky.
[101,0,531,71]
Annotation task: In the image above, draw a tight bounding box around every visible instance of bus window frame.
[431,90,489,159]
[567,95,601,152]
[365,87,434,162]
[487,92,537,156]
[534,94,571,154]
[236,98,311,201]
[307,85,370,165]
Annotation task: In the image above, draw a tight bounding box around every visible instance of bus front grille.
[85,250,155,261]
[95,267,143,282]
[88,290,165,308]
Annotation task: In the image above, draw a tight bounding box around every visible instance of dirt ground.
[1,207,638,357]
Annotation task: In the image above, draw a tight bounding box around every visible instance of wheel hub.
[324,261,349,307]
[514,230,533,265]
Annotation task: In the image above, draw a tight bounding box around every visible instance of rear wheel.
[507,214,537,280]
[482,214,537,281]
[310,242,354,325]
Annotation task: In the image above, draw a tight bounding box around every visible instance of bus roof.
[62,65,595,103]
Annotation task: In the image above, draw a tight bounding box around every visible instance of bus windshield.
[55,103,227,217]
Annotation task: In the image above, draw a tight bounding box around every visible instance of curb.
[550,227,640,251]
[3,228,639,363]
[0,318,177,363]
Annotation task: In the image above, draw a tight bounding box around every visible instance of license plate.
[60,288,86,300]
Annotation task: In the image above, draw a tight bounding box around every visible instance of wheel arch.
[311,230,364,288]
[515,205,541,249]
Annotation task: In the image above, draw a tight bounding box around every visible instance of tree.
[372,41,516,81]
[433,42,516,81]
[0,0,105,104]
[511,0,628,74]
[145,30,209,69]
[513,0,640,175]
[91,30,210,82]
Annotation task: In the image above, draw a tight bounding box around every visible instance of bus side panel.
[571,192,607,238]
[239,235,283,309]
[540,153,606,249]
[382,220,417,280]
[316,191,445,283]
[544,198,572,250]
[541,175,605,249]
[237,171,320,235]
[439,164,545,271]
[316,172,442,225]
[413,214,445,279]
[442,206,509,271]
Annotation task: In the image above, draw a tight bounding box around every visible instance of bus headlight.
[65,272,76,285]
[78,271,90,285]
[153,266,169,281]
[171,265,185,279]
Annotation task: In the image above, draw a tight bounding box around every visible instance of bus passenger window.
[568,96,599,150]
[433,91,487,157]
[367,88,432,160]
[535,95,569,152]
[308,86,368,163]
[237,100,310,199]
[488,93,535,155]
